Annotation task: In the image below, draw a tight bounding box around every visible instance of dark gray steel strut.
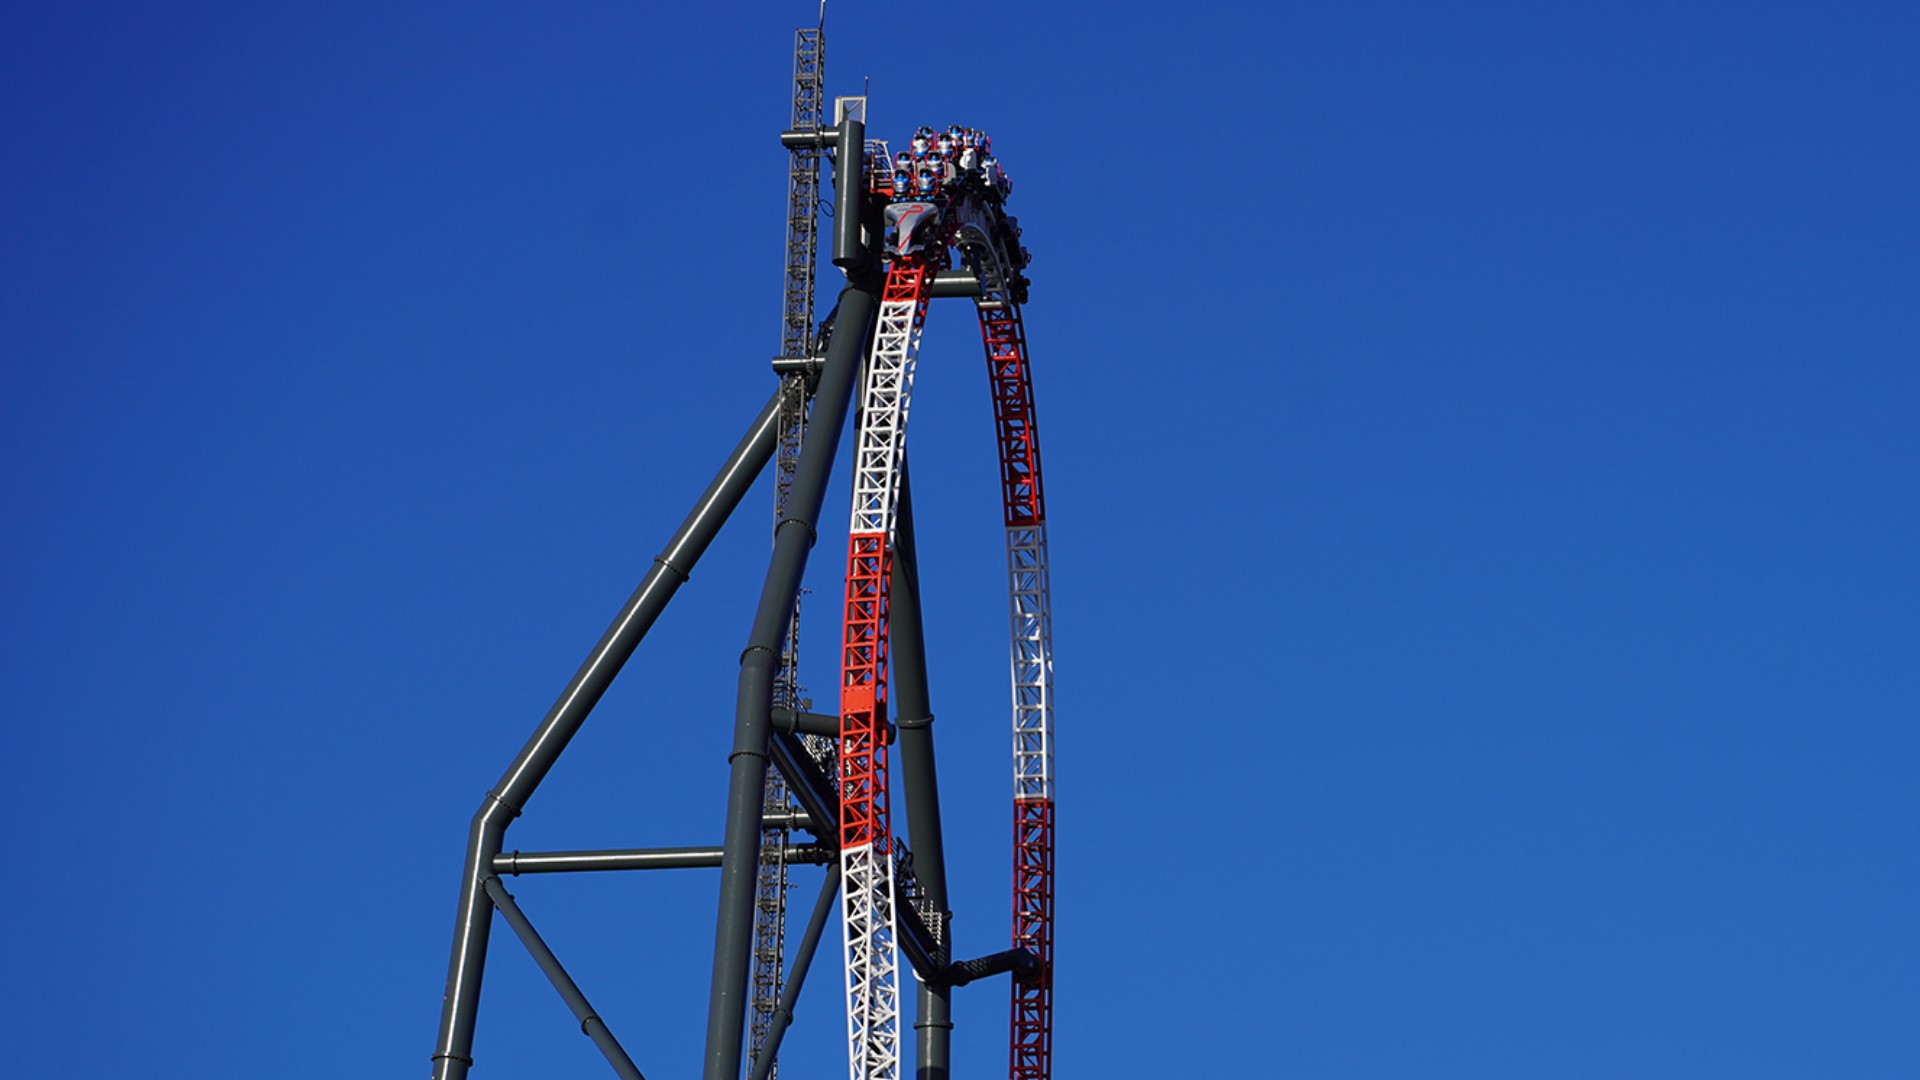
[483,878,649,1080]
[747,861,843,1080]
[704,109,879,1080]
[942,947,1041,987]
[493,846,834,874]
[429,388,784,1080]
[889,466,956,1080]
[702,272,878,1080]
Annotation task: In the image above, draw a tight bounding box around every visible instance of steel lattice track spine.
[977,300,1056,1080]
[838,259,933,1080]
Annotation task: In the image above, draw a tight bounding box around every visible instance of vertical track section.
[978,300,1056,1080]
[839,258,934,1080]
[750,23,826,1080]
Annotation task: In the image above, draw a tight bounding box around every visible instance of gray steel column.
[889,468,954,1080]
[831,116,867,270]
[432,389,784,1080]
[703,276,878,1080]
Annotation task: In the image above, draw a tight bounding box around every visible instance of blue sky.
[4,2,1917,1077]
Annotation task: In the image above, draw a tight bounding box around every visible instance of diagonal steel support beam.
[746,862,843,1080]
[431,387,784,1080]
[484,877,648,1080]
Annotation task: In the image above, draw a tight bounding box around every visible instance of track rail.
[980,299,1056,1080]
[838,257,936,1080]
[835,125,1054,1079]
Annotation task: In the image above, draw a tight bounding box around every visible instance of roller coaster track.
[832,122,1052,1076]
[979,285,1055,1080]
[425,21,1052,1080]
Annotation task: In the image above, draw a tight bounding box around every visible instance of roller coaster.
[429,19,1054,1080]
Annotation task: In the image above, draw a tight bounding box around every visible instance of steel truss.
[426,25,1056,1080]
[836,256,936,1080]
[751,23,827,1080]
[979,302,1056,1080]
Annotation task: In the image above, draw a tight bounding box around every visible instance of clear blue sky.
[4,2,1916,1077]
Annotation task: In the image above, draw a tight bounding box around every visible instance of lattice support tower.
[750,21,827,1080]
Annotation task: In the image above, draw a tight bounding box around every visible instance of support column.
[703,274,879,1080]
[890,467,954,1080]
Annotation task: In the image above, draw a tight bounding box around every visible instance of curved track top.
[835,125,1054,1080]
